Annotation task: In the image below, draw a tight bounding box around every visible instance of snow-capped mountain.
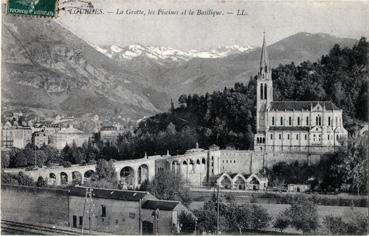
[3,12,357,122]
[94,44,254,62]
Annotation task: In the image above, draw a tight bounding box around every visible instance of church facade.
[254,34,348,153]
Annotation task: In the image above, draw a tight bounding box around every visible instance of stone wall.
[217,150,321,176]
[253,151,321,171]
[1,185,69,226]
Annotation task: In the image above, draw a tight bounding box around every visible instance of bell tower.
[256,33,273,132]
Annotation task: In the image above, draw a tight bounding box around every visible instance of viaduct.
[4,155,164,189]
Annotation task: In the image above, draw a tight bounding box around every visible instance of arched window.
[262,137,265,143]
[297,117,300,126]
[306,117,309,126]
[328,117,331,126]
[316,116,319,126]
[264,84,267,99]
[319,116,322,126]
[287,134,290,140]
[279,134,282,140]
[289,117,292,126]
[260,83,263,99]
[270,134,273,140]
[272,117,275,126]
[296,134,299,140]
[280,117,283,126]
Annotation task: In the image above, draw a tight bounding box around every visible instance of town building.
[32,130,49,148]
[1,122,32,149]
[1,122,14,148]
[100,125,119,143]
[254,34,348,153]
[68,186,192,234]
[287,184,310,193]
[49,125,90,150]
[216,172,268,190]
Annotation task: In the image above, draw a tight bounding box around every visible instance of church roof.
[269,127,310,131]
[270,101,340,111]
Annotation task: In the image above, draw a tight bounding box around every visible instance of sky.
[56,0,369,50]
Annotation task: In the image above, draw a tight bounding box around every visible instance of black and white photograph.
[1,0,368,235]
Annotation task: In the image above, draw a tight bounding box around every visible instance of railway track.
[1,220,78,235]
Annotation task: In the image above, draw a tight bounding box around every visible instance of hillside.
[1,12,358,119]
[1,15,166,120]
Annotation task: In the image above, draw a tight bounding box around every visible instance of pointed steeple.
[259,32,270,78]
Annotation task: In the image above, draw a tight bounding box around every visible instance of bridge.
[4,155,165,189]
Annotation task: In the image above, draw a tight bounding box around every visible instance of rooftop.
[57,126,84,134]
[101,126,118,131]
[270,101,340,111]
[69,186,153,201]
[141,199,180,211]
[269,126,310,131]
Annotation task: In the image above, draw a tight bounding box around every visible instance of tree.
[83,159,118,189]
[178,211,196,234]
[61,161,72,168]
[284,198,319,233]
[343,209,368,234]
[23,146,35,166]
[323,210,368,235]
[36,176,47,187]
[322,215,349,234]
[94,159,118,184]
[273,213,290,232]
[41,145,60,165]
[225,204,250,234]
[1,172,20,185]
[345,133,368,194]
[13,151,28,167]
[3,172,35,186]
[1,151,10,168]
[248,204,271,230]
[35,150,47,167]
[147,170,192,206]
[61,144,72,163]
[194,208,227,234]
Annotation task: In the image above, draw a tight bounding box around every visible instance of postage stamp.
[7,0,57,17]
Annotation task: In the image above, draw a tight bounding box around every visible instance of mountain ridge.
[1,14,358,120]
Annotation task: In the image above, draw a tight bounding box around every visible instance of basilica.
[254,34,348,153]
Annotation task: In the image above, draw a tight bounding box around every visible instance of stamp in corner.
[7,0,58,17]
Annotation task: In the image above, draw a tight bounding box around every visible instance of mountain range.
[1,14,358,120]
[95,44,254,63]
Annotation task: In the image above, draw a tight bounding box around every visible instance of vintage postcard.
[1,0,368,235]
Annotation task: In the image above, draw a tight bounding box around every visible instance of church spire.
[259,32,270,77]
